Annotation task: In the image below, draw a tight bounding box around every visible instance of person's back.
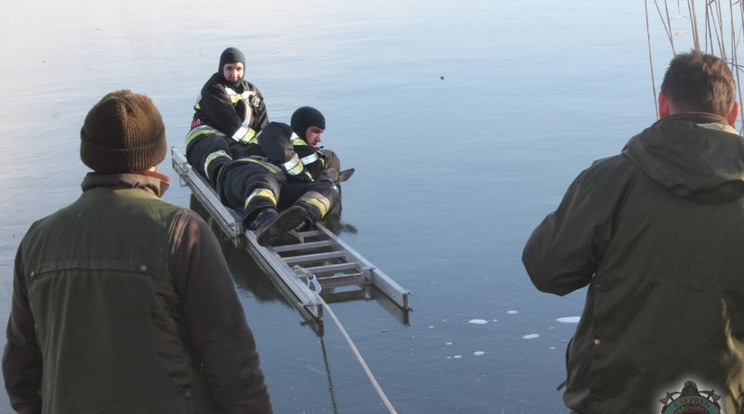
[522,51,744,413]
[19,179,223,413]
[3,90,272,414]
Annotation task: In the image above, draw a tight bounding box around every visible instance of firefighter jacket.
[244,122,332,182]
[522,113,744,414]
[2,172,273,414]
[192,72,269,143]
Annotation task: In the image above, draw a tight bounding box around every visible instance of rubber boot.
[251,207,307,247]
[292,201,325,232]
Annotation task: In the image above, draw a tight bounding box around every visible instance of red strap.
[190,118,203,129]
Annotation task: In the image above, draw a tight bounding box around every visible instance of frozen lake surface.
[0,0,686,412]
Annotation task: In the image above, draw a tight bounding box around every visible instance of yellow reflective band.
[299,191,331,217]
[186,125,224,146]
[193,93,203,110]
[283,154,304,176]
[245,132,258,144]
[301,153,319,165]
[232,125,249,141]
[225,88,258,106]
[245,188,277,208]
[224,87,242,104]
[204,150,232,180]
[238,128,257,143]
[291,132,307,147]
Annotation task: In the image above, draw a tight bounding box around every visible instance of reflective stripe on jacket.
[192,72,268,141]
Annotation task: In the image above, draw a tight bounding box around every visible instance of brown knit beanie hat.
[80,90,166,173]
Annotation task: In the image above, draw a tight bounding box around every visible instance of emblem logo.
[659,381,722,414]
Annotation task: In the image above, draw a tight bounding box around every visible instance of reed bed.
[645,0,744,128]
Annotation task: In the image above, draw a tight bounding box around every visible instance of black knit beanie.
[290,107,326,142]
[80,90,166,173]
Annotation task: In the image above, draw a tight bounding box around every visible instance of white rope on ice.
[316,293,399,414]
[297,267,398,414]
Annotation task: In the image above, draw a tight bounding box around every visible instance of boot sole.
[272,230,304,246]
[256,206,307,246]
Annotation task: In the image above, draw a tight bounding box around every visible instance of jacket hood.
[622,113,744,202]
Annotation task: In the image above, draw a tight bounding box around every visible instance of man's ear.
[658,92,672,119]
[725,101,740,127]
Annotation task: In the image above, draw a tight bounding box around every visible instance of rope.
[319,336,340,414]
[316,294,399,414]
[294,266,398,413]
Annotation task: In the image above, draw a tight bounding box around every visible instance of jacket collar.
[81,170,171,197]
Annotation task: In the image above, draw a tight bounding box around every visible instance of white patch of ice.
[468,319,488,325]
[522,334,540,339]
[556,316,581,324]
[507,310,518,315]
[474,351,485,356]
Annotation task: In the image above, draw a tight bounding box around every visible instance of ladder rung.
[316,272,368,288]
[284,251,346,265]
[321,288,367,302]
[298,229,322,238]
[304,262,362,275]
[271,240,333,253]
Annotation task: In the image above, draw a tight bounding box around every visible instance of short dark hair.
[660,50,736,117]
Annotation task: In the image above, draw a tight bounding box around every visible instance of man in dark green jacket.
[2,90,273,414]
[523,51,744,413]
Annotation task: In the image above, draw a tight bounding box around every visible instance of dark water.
[0,0,693,412]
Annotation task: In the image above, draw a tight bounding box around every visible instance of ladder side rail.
[245,231,323,317]
[172,149,242,241]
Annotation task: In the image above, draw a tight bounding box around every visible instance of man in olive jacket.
[2,90,273,414]
[523,51,744,413]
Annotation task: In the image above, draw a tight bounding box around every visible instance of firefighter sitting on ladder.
[186,47,347,246]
